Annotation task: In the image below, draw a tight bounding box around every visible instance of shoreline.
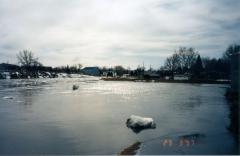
[0,76,230,85]
[101,77,230,84]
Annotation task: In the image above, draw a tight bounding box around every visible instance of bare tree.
[177,47,198,71]
[186,47,198,69]
[17,50,41,67]
[164,57,174,71]
[178,47,188,69]
[114,65,126,76]
[222,44,240,61]
[164,53,180,77]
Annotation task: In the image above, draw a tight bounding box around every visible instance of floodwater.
[0,77,238,154]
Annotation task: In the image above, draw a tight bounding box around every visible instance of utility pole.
[142,61,145,78]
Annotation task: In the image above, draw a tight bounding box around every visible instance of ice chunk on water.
[3,96,14,100]
[72,84,79,90]
[126,115,156,133]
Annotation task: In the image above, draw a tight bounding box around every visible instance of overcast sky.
[0,0,239,68]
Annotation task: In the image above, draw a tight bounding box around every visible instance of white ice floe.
[3,96,14,100]
[126,115,156,129]
[72,84,79,90]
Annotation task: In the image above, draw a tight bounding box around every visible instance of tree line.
[162,44,239,80]
[2,44,239,79]
[99,44,239,80]
[16,50,83,74]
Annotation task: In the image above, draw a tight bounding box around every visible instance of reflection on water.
[128,126,156,134]
[19,89,35,105]
[0,78,238,154]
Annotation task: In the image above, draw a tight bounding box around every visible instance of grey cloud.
[0,0,239,68]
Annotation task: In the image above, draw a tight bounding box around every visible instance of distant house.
[1,72,10,79]
[0,63,20,79]
[174,74,190,80]
[102,71,117,77]
[143,71,160,79]
[81,67,101,76]
[0,63,20,72]
[122,74,130,78]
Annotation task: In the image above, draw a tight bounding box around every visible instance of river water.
[0,77,238,154]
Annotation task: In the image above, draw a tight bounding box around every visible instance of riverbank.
[101,77,230,84]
